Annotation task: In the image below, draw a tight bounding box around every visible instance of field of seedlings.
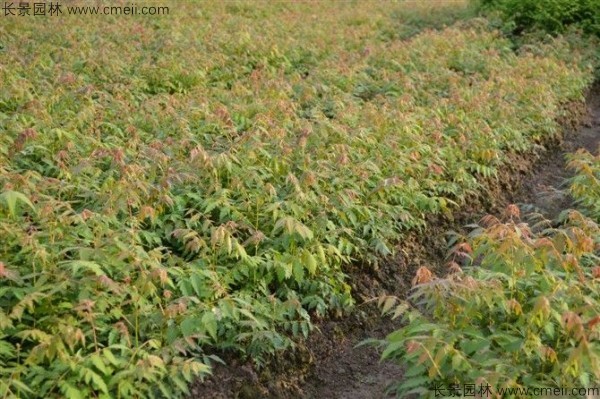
[0,1,598,398]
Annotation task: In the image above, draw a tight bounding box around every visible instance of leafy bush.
[479,0,600,36]
[0,2,595,397]
[568,148,600,219]
[377,172,600,396]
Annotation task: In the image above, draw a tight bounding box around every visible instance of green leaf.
[190,273,204,297]
[293,261,305,282]
[202,311,218,340]
[461,338,490,355]
[90,354,109,376]
[579,372,590,387]
[0,190,35,217]
[84,368,108,394]
[399,375,430,390]
[60,382,85,399]
[102,348,120,367]
[303,251,318,275]
[181,317,200,337]
[61,260,105,276]
[11,379,34,394]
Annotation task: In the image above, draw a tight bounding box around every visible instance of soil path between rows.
[191,86,600,399]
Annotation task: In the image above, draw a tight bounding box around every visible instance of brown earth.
[189,85,600,399]
[515,85,600,219]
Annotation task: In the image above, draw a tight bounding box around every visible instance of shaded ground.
[515,86,600,218]
[190,87,599,399]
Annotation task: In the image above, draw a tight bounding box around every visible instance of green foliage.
[568,148,600,219]
[383,1,480,40]
[479,0,600,37]
[0,1,595,397]
[378,167,600,396]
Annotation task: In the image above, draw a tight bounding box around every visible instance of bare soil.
[189,85,600,399]
[515,86,600,218]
